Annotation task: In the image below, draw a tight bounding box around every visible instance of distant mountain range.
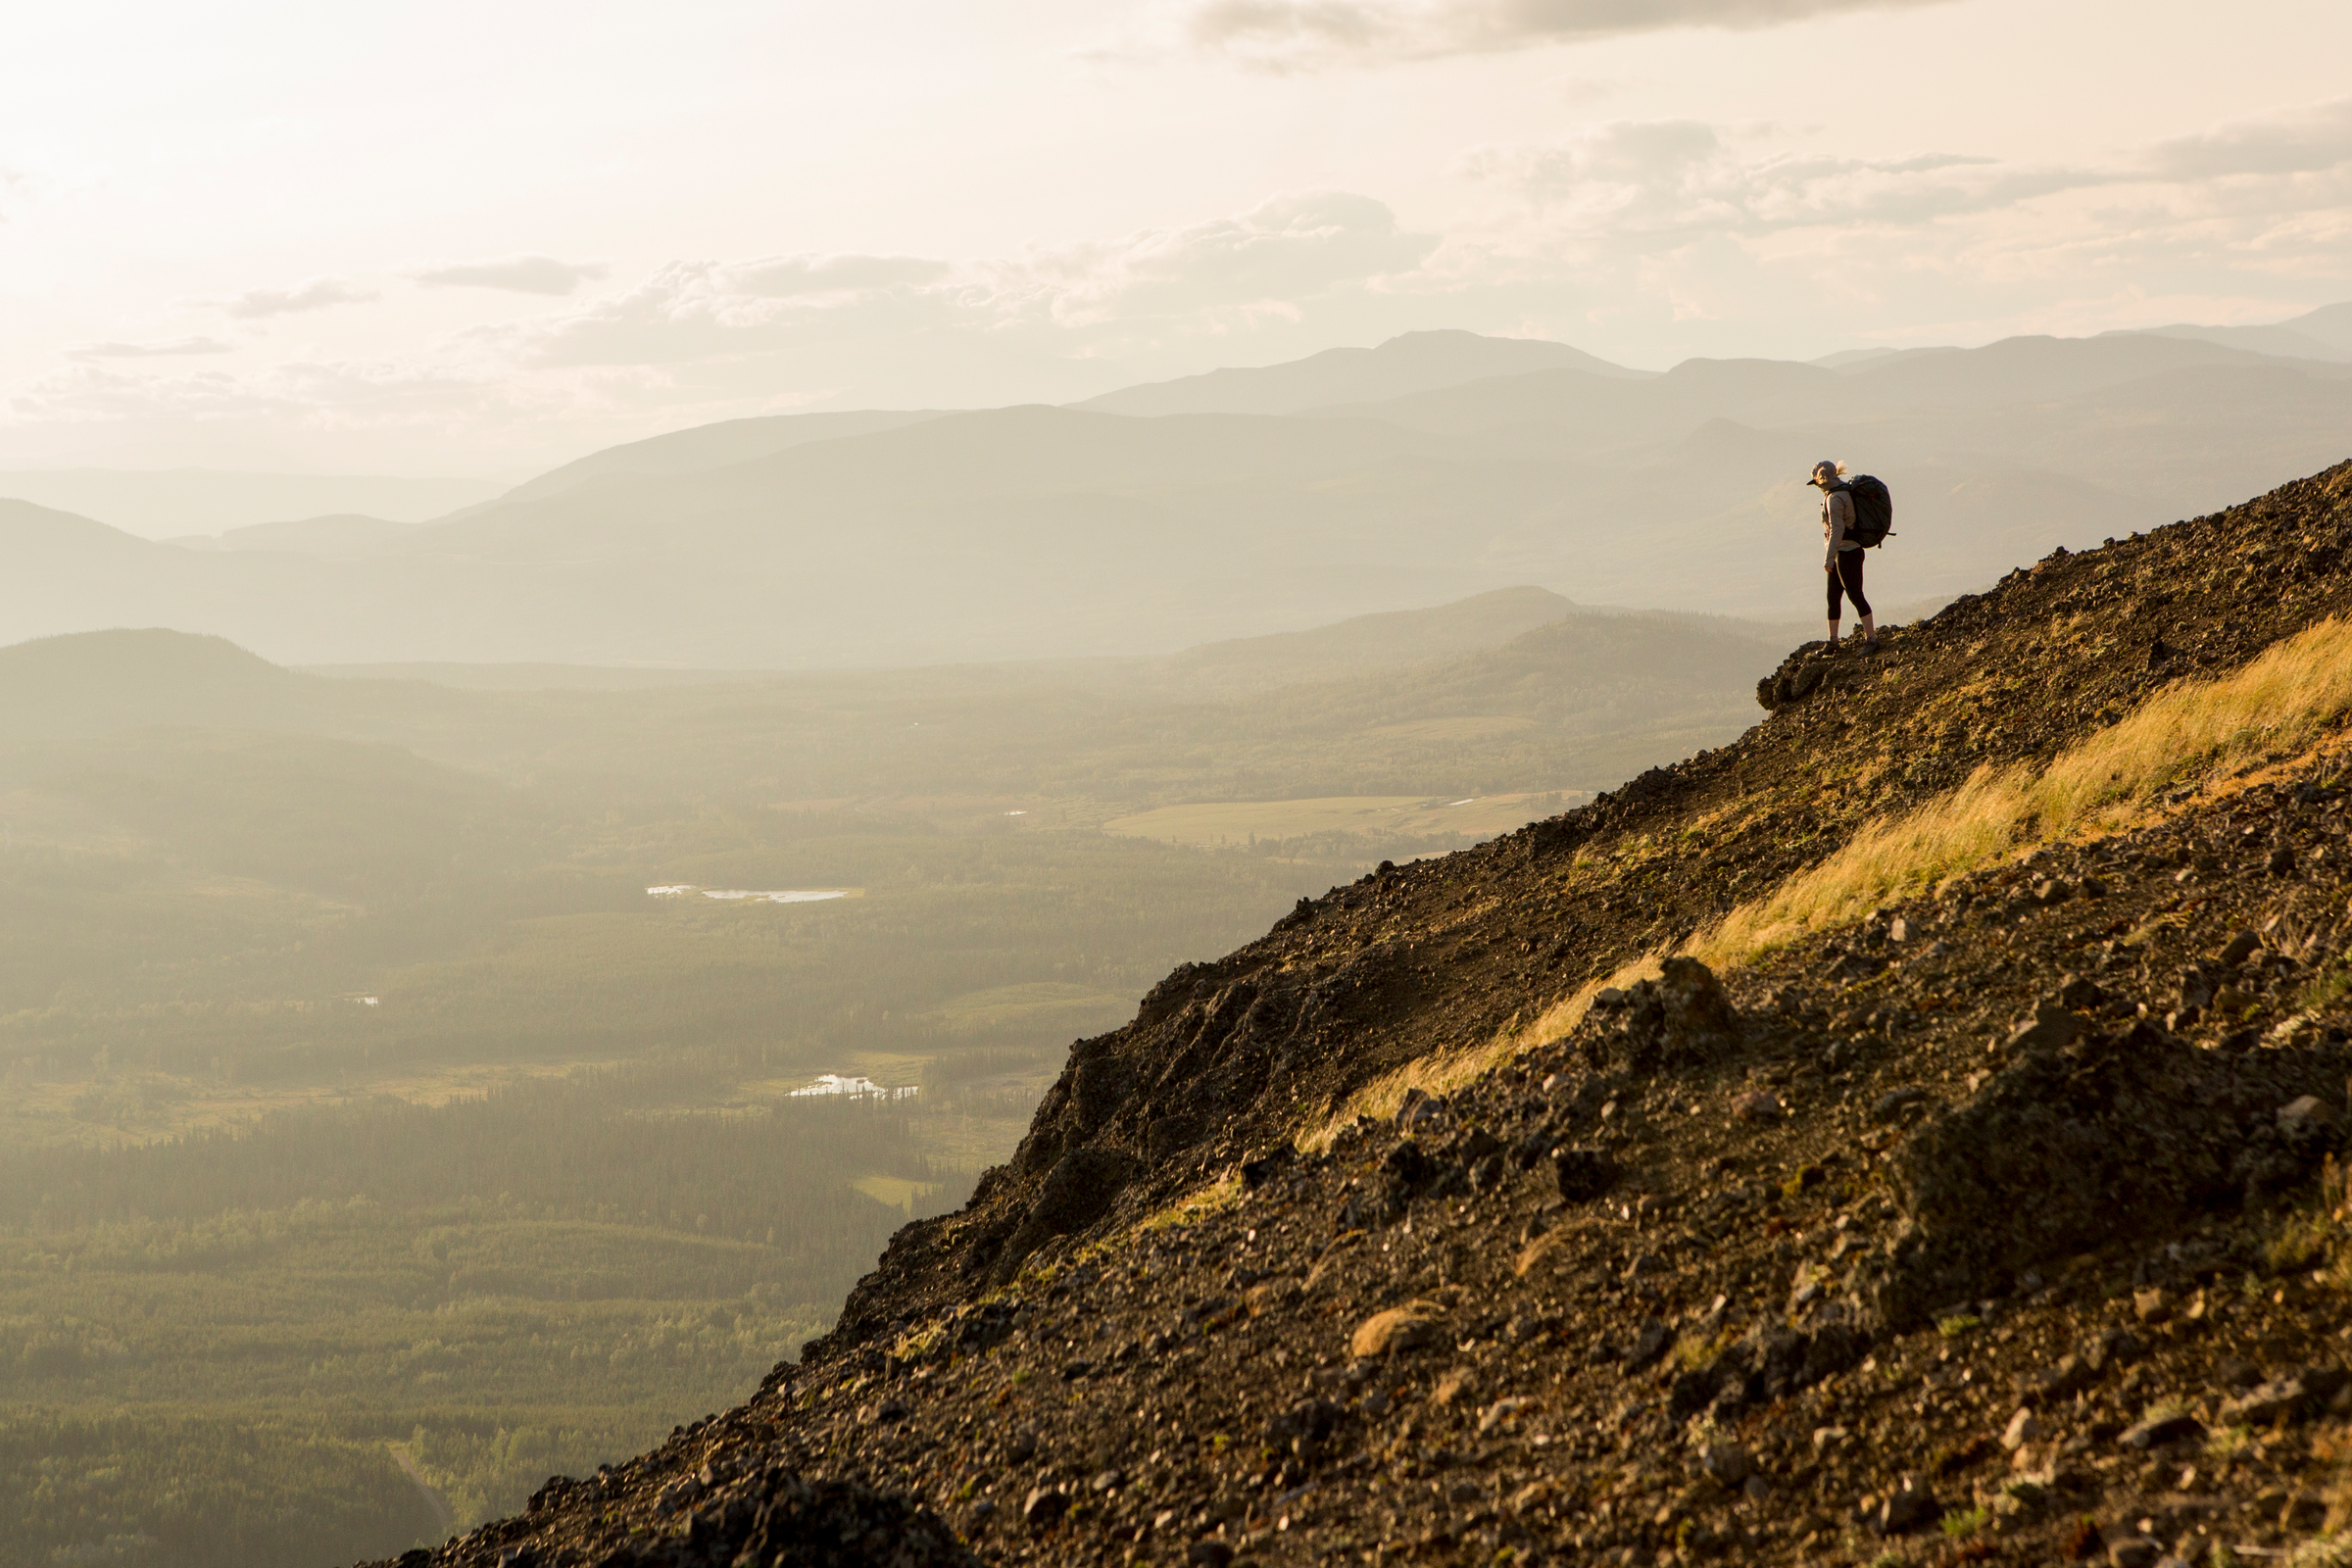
[0,468,501,539]
[0,590,1788,809]
[3,318,2348,669]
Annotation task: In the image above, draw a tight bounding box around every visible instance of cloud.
[10,355,516,430]
[404,254,613,295]
[1154,0,1960,69]
[714,255,953,299]
[1420,96,2352,358]
[484,192,1434,370]
[1456,99,2352,245]
[201,275,380,319]
[6,191,1437,466]
[62,336,236,360]
[1459,119,2082,235]
[2143,96,2352,181]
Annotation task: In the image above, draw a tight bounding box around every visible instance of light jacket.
[1822,488,1857,567]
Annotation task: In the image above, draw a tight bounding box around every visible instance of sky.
[3,0,2348,478]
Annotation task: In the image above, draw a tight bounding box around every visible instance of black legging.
[1828,548,1871,618]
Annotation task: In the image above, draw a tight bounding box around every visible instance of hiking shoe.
[1861,638,1881,656]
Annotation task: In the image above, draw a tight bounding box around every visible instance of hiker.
[1810,460,1876,655]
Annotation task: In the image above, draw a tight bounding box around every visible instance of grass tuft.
[1939,1506,1987,1540]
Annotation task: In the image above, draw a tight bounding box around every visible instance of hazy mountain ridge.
[1070,328,1653,417]
[0,469,500,538]
[0,588,1784,808]
[172,513,421,559]
[2114,300,2352,364]
[4,327,2349,669]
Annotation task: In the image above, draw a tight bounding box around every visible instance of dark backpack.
[1833,474,1893,548]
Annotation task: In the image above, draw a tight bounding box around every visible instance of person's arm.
[1825,491,1852,567]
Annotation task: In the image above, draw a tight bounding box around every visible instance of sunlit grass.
[1299,615,2352,1149]
[1681,614,2352,972]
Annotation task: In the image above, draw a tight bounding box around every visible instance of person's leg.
[1826,560,1844,647]
[1838,551,1875,644]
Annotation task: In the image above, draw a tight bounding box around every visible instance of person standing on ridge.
[1811,460,1876,655]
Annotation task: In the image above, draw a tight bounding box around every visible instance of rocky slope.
[372,460,2352,1567]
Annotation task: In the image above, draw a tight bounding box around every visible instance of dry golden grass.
[1295,615,2352,1151]
[1684,614,2352,974]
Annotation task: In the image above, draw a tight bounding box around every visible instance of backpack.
[1833,474,1893,548]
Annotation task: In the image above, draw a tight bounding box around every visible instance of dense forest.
[1,1074,958,1560]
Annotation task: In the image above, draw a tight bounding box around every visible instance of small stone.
[2003,1002,2081,1054]
[1742,1475,1772,1501]
[1888,916,1910,944]
[1432,1369,1473,1407]
[1091,1469,1124,1493]
[2001,1406,2040,1451]
[2083,1329,2142,1374]
[2133,1288,2172,1324]
[1871,1086,1928,1123]
[2108,1538,2162,1568]
[2040,1353,2095,1399]
[2056,972,2104,1010]
[1477,1396,1530,1434]
[2270,846,2298,876]
[2034,877,2075,906]
[2279,1097,2334,1139]
[2117,1411,2204,1449]
[1350,1301,1444,1358]
[1186,1544,1235,1568]
[1702,1445,1754,1487]
[1627,1316,1671,1371]
[1553,1147,1618,1201]
[1022,1487,1068,1528]
[1732,1090,1783,1124]
[1812,1426,1850,1452]
[1877,1476,1941,1536]
[2221,929,2263,965]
